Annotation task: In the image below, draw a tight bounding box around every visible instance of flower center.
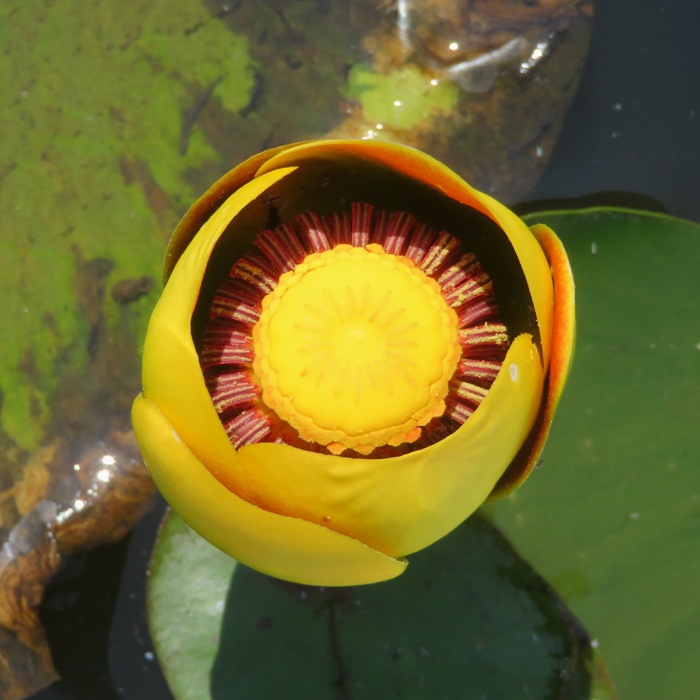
[199,202,509,457]
[253,244,461,455]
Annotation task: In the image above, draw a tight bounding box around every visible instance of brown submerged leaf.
[0,249,157,698]
[326,0,594,201]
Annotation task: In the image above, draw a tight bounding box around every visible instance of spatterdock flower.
[132,140,574,586]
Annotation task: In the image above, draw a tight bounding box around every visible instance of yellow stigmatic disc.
[252,244,461,454]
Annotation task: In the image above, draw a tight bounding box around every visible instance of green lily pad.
[487,207,700,700]
[148,512,237,700]
[149,509,614,700]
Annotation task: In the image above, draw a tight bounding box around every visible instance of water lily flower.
[132,140,574,586]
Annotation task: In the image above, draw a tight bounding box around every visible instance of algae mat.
[0,3,257,696]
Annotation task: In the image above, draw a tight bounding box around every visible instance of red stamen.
[230,256,277,295]
[295,212,332,252]
[438,253,477,291]
[210,285,260,325]
[404,223,433,265]
[420,231,460,276]
[456,358,502,382]
[322,210,349,247]
[206,371,259,411]
[445,400,474,423]
[453,380,490,405]
[222,408,271,448]
[458,300,500,327]
[351,202,372,247]
[385,211,417,255]
[201,322,254,368]
[460,323,509,348]
[255,222,306,273]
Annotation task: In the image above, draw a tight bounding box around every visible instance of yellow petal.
[236,333,543,557]
[132,396,406,586]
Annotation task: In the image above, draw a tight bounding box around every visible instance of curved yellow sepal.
[132,396,407,586]
[163,143,294,282]
[531,223,575,398]
[488,223,575,499]
[237,333,543,558]
[142,167,299,502]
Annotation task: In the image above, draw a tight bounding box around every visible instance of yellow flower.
[132,140,575,586]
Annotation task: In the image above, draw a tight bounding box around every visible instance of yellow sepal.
[236,333,543,557]
[141,167,297,501]
[132,396,406,586]
[488,223,575,498]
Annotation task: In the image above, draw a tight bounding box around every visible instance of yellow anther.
[252,244,461,453]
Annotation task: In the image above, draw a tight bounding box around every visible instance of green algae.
[344,64,459,131]
[0,1,255,451]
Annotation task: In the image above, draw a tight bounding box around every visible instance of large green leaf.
[488,207,700,700]
[149,509,614,700]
